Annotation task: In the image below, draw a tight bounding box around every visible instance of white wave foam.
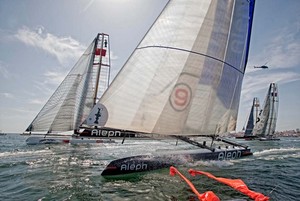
[187,160,235,168]
[253,147,300,161]
[253,147,300,157]
[260,153,300,161]
[0,149,52,158]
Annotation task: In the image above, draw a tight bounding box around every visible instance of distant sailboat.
[96,0,256,176]
[236,97,260,140]
[253,83,280,141]
[0,130,6,135]
[24,33,120,144]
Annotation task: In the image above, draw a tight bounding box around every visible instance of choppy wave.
[189,160,235,167]
[253,147,300,161]
[0,149,52,158]
[253,147,300,156]
[1,134,300,201]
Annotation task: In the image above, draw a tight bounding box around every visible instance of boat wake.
[189,160,235,168]
[254,147,300,156]
[253,147,300,160]
[0,149,52,158]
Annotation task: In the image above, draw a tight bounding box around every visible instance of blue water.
[0,134,299,200]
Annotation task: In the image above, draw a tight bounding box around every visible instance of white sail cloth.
[25,34,111,133]
[99,0,255,136]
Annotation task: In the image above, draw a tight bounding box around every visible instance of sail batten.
[137,46,245,75]
[99,0,255,136]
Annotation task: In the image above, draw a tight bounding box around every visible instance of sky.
[0,0,299,133]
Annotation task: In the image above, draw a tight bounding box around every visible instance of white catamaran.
[24,33,121,144]
[253,83,280,141]
[93,0,256,176]
[236,97,260,140]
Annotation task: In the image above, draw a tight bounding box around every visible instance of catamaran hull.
[235,136,257,140]
[26,136,115,145]
[26,136,66,145]
[258,137,280,141]
[101,148,252,176]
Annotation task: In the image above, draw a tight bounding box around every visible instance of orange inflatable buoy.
[169,166,269,201]
[188,169,269,201]
[170,166,220,201]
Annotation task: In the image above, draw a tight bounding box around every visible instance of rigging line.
[137,45,244,75]
[268,183,279,195]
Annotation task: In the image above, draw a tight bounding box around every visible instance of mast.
[267,84,273,136]
[254,97,259,124]
[92,33,110,106]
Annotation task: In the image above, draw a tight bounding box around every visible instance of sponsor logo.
[93,108,103,124]
[120,162,148,171]
[91,129,122,137]
[218,150,241,160]
[169,83,192,111]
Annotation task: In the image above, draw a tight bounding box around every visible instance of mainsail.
[244,97,260,136]
[253,83,279,137]
[25,33,111,133]
[97,0,255,136]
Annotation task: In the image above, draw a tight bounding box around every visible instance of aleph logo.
[91,129,122,137]
[120,162,148,171]
[218,150,241,160]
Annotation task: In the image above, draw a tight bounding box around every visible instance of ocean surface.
[0,134,299,201]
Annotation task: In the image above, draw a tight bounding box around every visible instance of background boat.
[23,34,139,145]
[24,33,110,142]
[236,97,260,140]
[253,83,280,141]
[0,130,7,135]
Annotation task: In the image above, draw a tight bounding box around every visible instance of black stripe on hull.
[259,138,280,141]
[235,136,257,141]
[101,148,252,176]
